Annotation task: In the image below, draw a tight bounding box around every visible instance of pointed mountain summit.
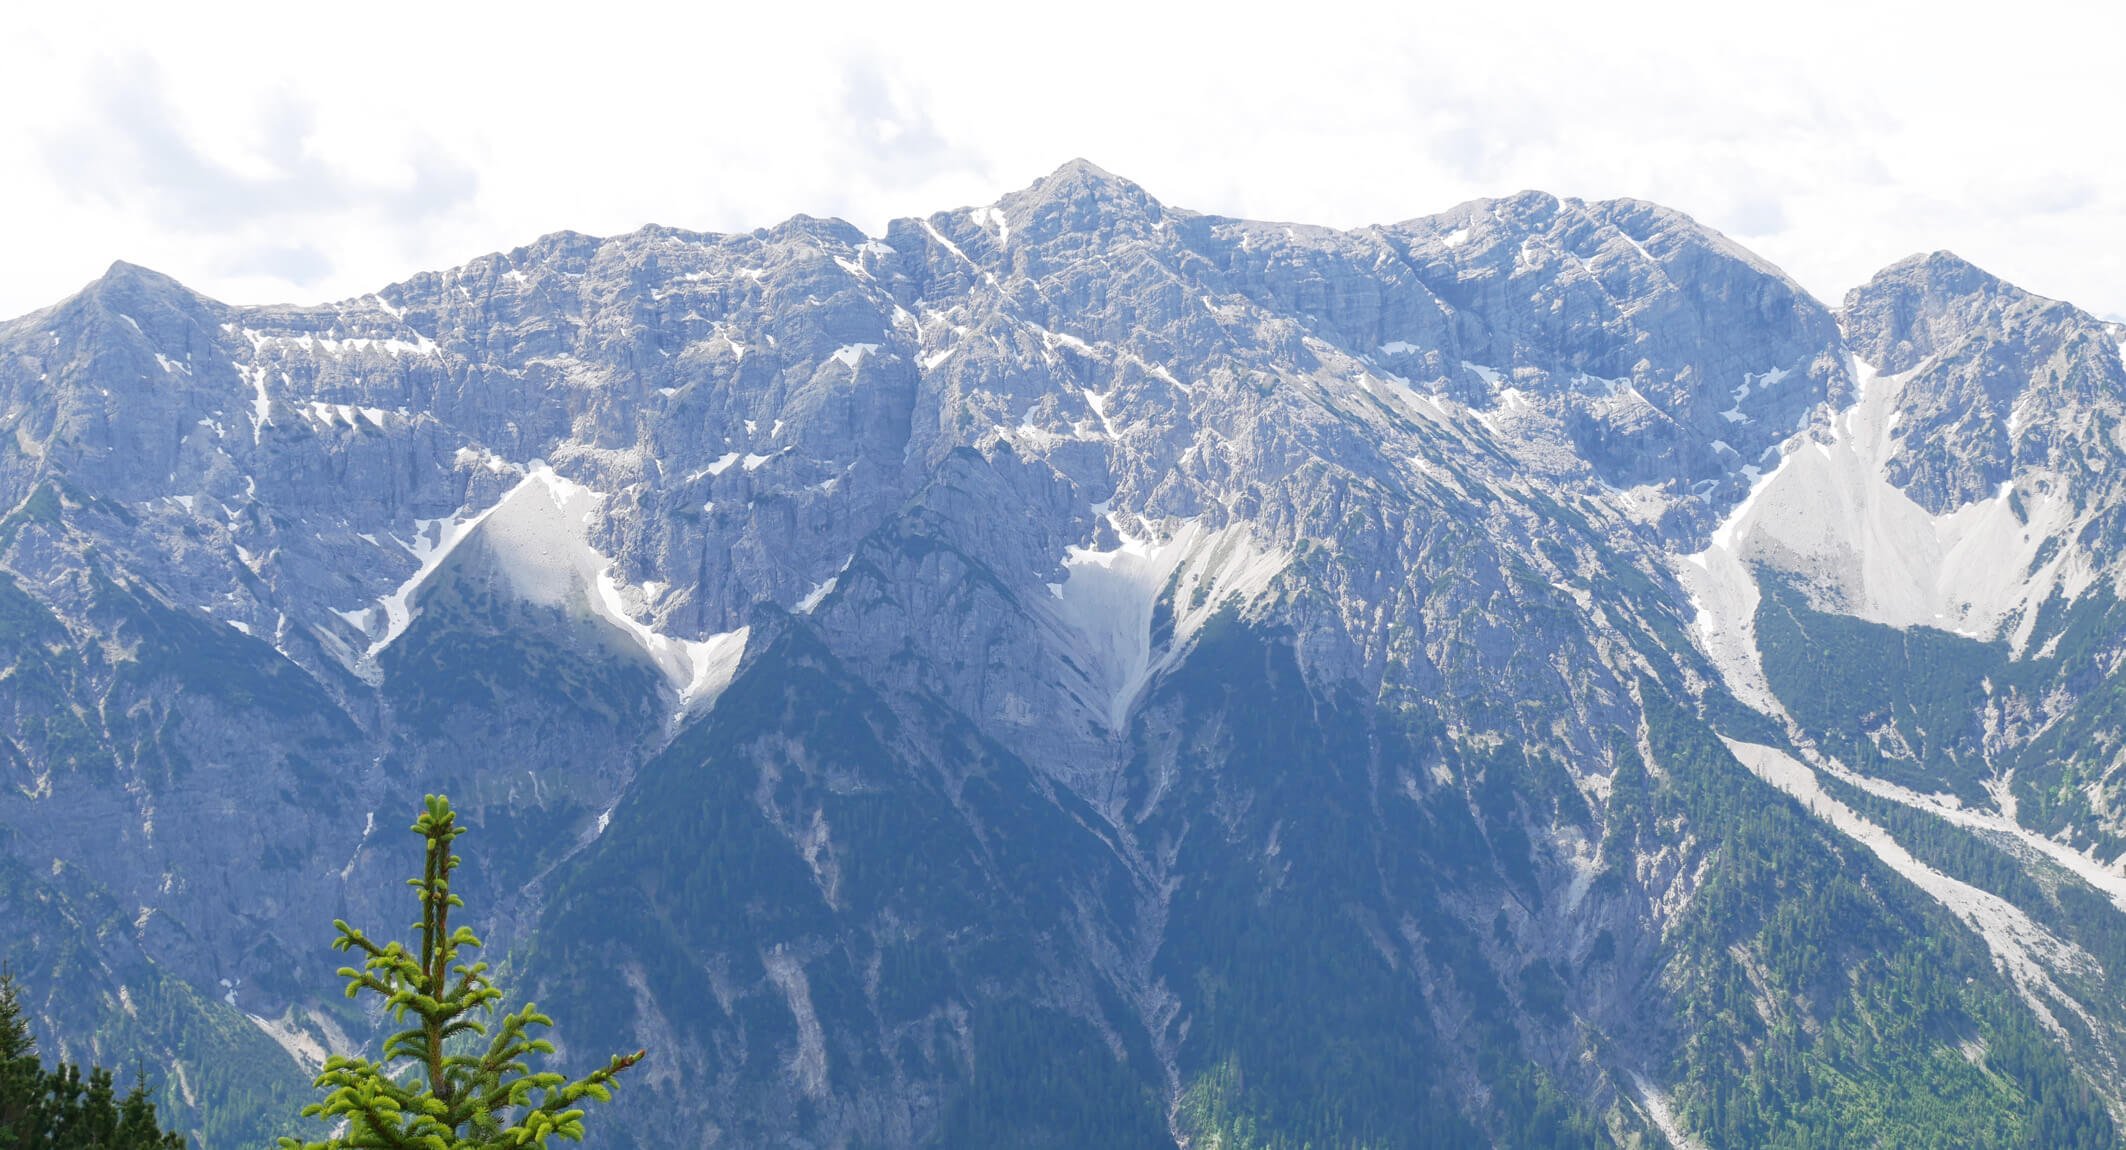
[912,158,1172,273]
[1838,249,2126,512]
[1843,249,2059,373]
[12,259,224,348]
[1001,157,1167,235]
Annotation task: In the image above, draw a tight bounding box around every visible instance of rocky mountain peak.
[974,157,1169,256]
[28,260,220,345]
[1841,249,2045,374]
[1836,250,2126,514]
[1015,157,1160,216]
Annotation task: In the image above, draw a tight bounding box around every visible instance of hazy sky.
[6,0,2123,321]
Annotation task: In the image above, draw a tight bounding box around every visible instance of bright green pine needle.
[278,795,642,1150]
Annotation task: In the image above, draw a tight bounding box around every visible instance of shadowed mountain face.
[3,161,2126,1147]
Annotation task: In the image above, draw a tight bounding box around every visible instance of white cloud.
[4,0,2123,319]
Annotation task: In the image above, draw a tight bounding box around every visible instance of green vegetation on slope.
[0,969,184,1149]
[1755,576,2004,804]
[1143,613,1596,1150]
[2007,589,2126,851]
[0,855,311,1150]
[531,619,1171,1149]
[1816,771,2126,992]
[378,564,665,743]
[1641,694,2115,1149]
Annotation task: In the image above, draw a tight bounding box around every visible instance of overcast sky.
[6,0,2123,321]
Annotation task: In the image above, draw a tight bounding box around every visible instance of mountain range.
[3,159,2125,1147]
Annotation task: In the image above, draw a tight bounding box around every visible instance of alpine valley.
[7,159,2126,1148]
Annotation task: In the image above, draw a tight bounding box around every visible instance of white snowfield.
[337,465,749,715]
[325,452,1295,738]
[1680,354,2097,715]
[343,455,1290,736]
[1045,517,1290,731]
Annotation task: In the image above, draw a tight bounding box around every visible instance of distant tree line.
[0,969,184,1149]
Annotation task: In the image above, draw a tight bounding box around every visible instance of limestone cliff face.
[4,162,2126,1147]
[1842,250,2126,516]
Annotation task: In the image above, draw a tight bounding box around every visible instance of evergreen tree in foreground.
[280,795,642,1149]
[0,968,185,1149]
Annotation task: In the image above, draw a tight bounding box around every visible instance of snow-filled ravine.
[1679,354,2097,715]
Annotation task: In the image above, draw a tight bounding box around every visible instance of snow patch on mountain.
[243,366,273,442]
[339,475,531,677]
[795,577,836,614]
[336,465,749,709]
[1046,518,1289,730]
[831,343,879,369]
[674,626,750,716]
[1682,353,2093,716]
[475,468,750,708]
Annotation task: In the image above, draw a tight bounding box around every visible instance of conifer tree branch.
[279,794,641,1150]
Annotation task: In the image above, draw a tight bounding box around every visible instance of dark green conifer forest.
[0,970,183,1149]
